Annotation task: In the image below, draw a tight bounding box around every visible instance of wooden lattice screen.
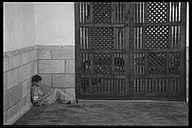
[75,2,187,101]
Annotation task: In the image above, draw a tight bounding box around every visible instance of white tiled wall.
[3,46,37,125]
[51,47,75,59]
[37,45,75,89]
[65,59,75,73]
[7,67,19,90]
[8,54,22,69]
[38,74,52,87]
[52,74,75,88]
[37,47,52,59]
[22,80,28,98]
[38,60,65,73]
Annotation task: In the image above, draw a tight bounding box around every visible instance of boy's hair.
[32,75,42,83]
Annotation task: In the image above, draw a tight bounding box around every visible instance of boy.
[31,75,76,106]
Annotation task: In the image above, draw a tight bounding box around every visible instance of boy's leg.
[46,89,58,104]
[54,88,75,103]
[55,88,70,98]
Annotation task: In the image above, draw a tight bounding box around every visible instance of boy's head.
[32,75,42,84]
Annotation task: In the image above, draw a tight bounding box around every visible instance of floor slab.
[14,101,188,126]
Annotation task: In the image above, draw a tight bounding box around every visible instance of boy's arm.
[38,87,45,96]
[40,84,53,94]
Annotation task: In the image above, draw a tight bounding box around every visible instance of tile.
[3,56,9,72]
[8,85,23,109]
[24,63,32,81]
[6,104,18,122]
[65,59,75,73]
[16,85,23,102]
[26,92,32,105]
[7,68,19,90]
[38,60,65,73]
[52,74,75,88]
[22,52,30,65]
[28,62,35,78]
[30,61,37,76]
[8,54,22,70]
[37,47,51,59]
[4,90,9,111]
[4,88,14,111]
[22,80,28,98]
[29,50,36,62]
[33,49,38,61]
[38,73,52,87]
[27,51,33,62]
[18,96,27,113]
[33,61,38,75]
[28,62,33,77]
[18,66,24,83]
[51,46,75,59]
[27,79,32,95]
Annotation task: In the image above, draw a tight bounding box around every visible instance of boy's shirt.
[31,83,55,105]
[31,85,43,105]
[40,84,53,96]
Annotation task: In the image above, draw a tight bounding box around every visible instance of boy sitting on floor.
[31,75,76,106]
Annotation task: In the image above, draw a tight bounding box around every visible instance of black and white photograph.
[3,2,189,126]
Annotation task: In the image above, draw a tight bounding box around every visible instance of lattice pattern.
[133,53,145,74]
[93,2,112,24]
[76,2,186,100]
[91,78,126,96]
[168,52,181,74]
[134,55,145,66]
[93,53,112,74]
[144,26,168,49]
[133,78,168,96]
[114,54,125,73]
[147,52,167,74]
[81,53,91,73]
[80,3,90,23]
[89,27,114,50]
[92,78,102,94]
[146,2,168,23]
[80,78,90,94]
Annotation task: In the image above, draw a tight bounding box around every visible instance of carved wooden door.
[75,2,186,101]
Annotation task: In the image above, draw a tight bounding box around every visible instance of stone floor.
[14,101,188,126]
